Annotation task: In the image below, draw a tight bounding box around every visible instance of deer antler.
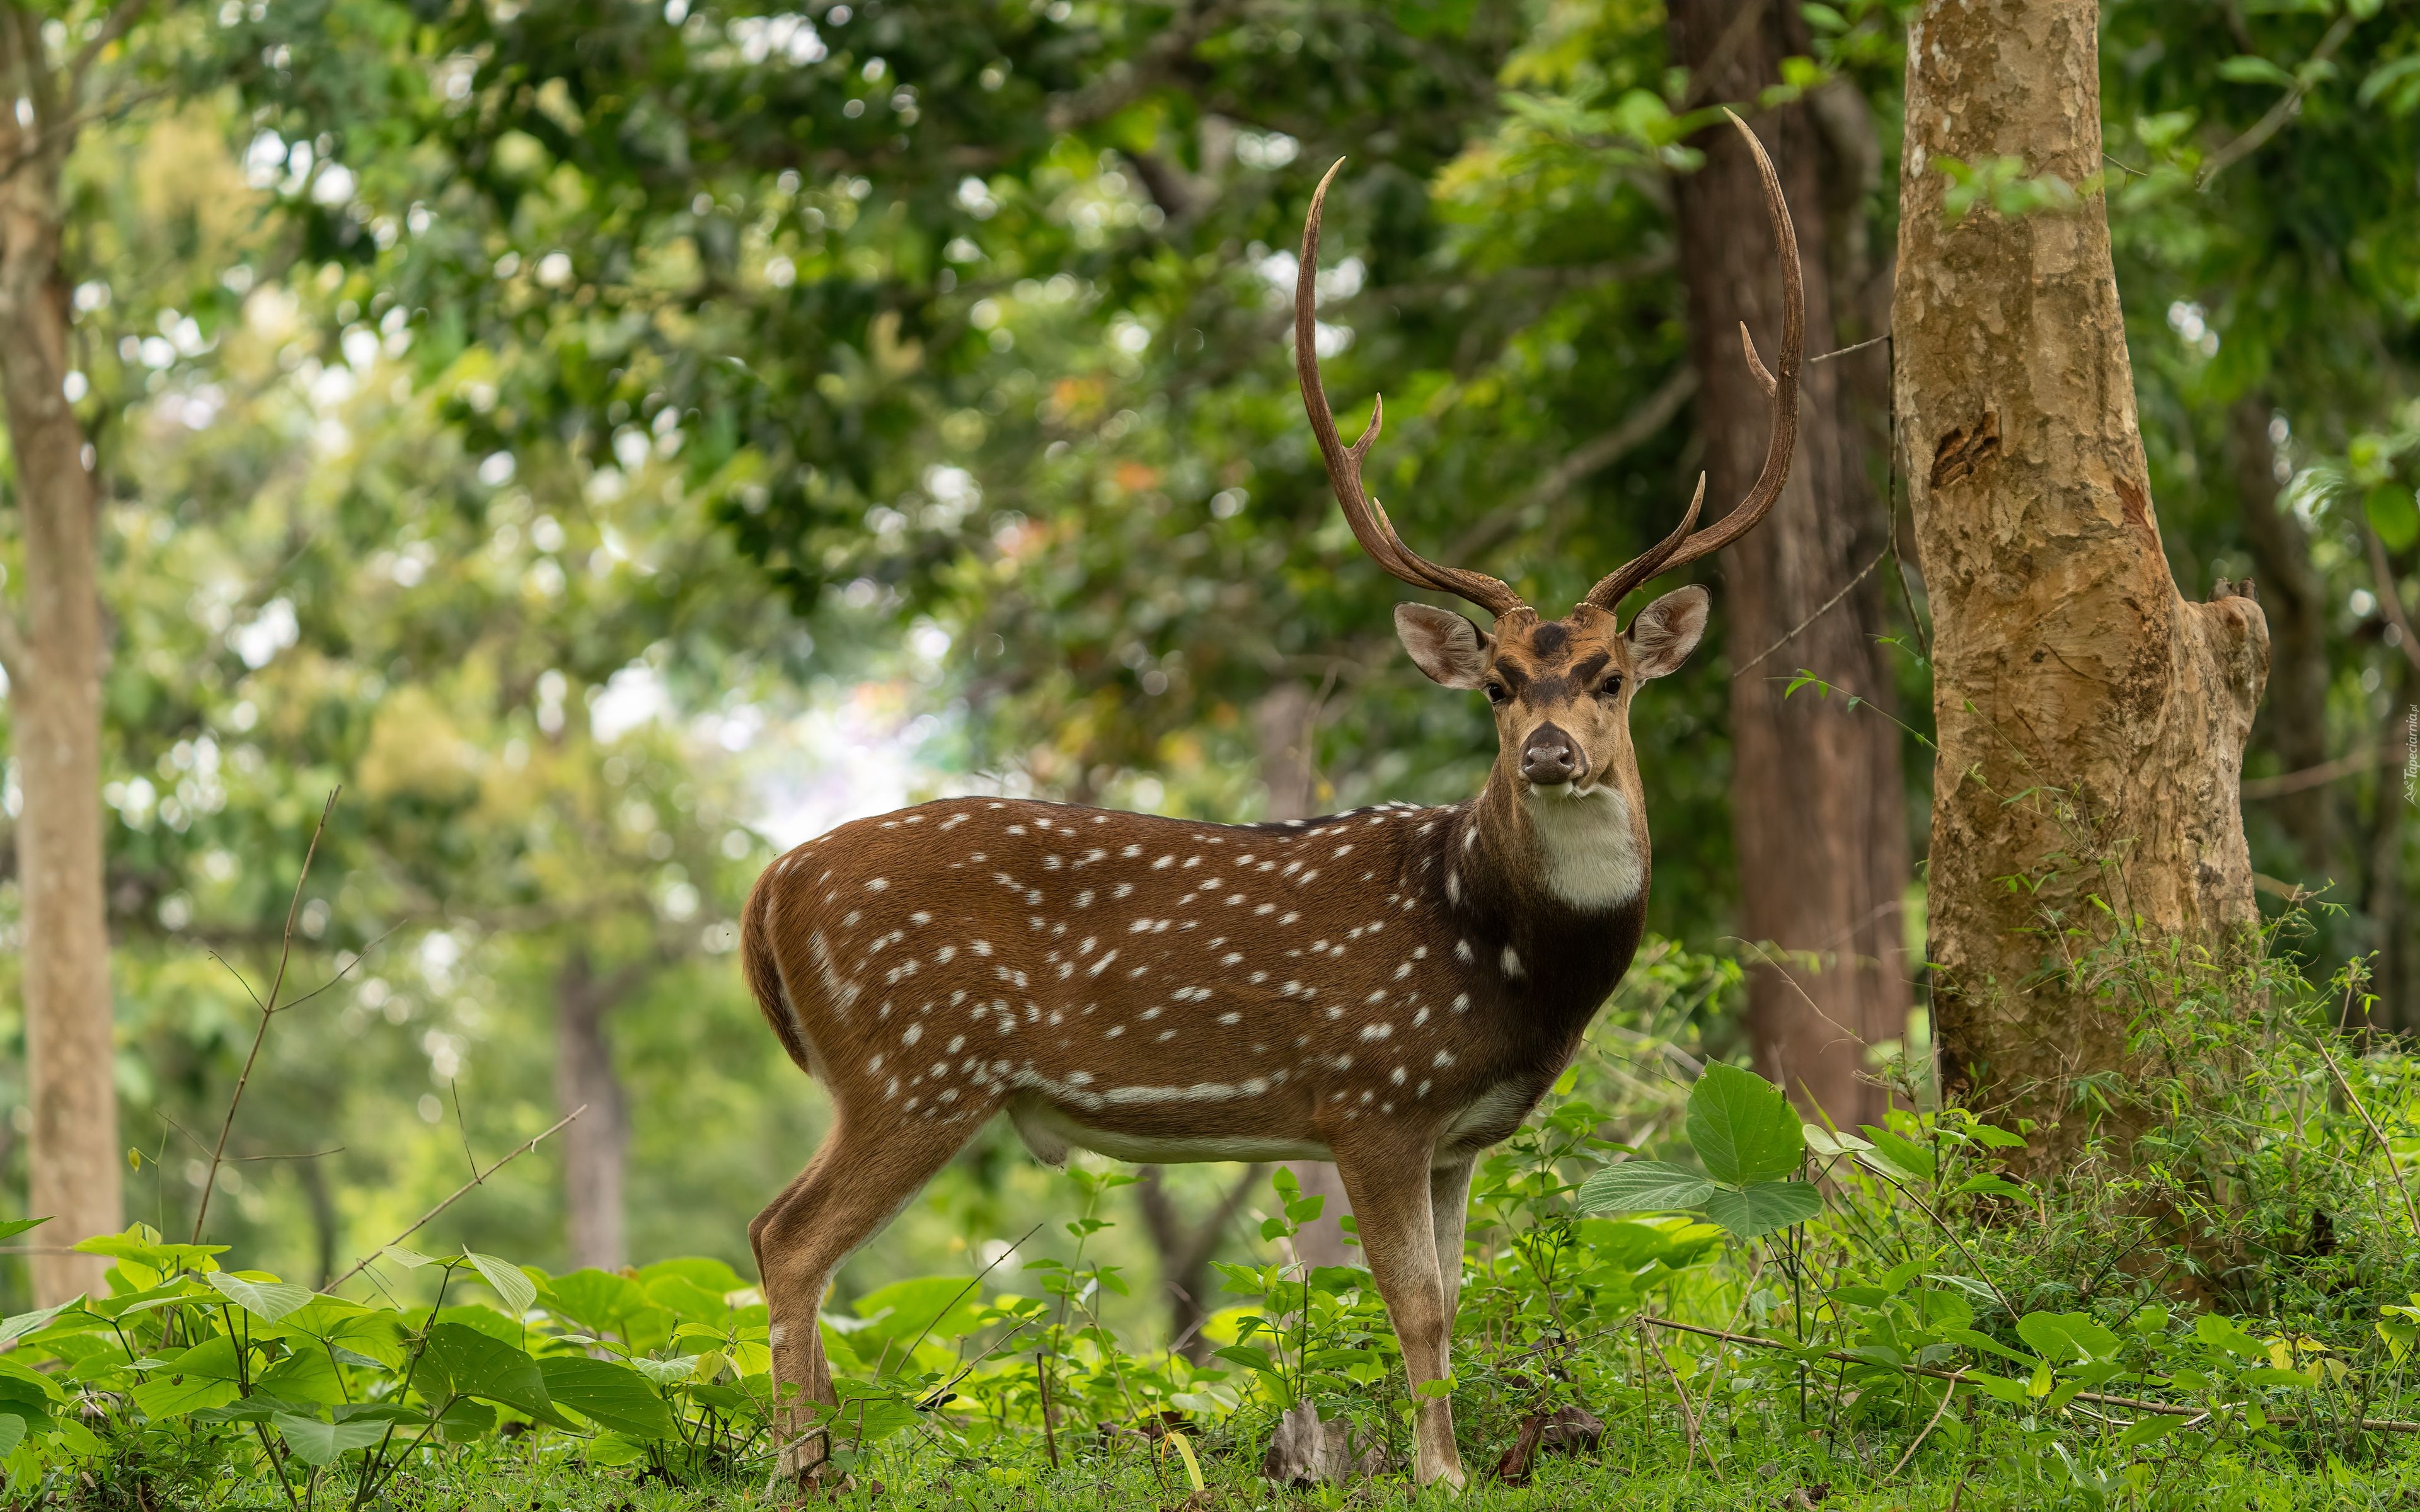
[1583,110,1803,617]
[1296,159,1528,620]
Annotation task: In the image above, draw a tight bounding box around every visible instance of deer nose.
[1519,723,1584,786]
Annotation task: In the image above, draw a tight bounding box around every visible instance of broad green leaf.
[1702,1181,1823,1239]
[2367,484,2419,551]
[131,1336,246,1420]
[206,1271,314,1324]
[539,1356,677,1440]
[1963,1123,2027,1150]
[1577,1160,1715,1213]
[0,1218,48,1244]
[1686,1065,1804,1185]
[1856,1126,1936,1183]
[541,1269,654,1336]
[74,1226,227,1273]
[1213,1344,1281,1377]
[0,1299,84,1349]
[1802,1125,1872,1159]
[272,1412,389,1465]
[631,1356,698,1387]
[645,1274,732,1324]
[1955,1174,2029,1200]
[258,1345,345,1406]
[636,1257,748,1294]
[418,1322,569,1427]
[2118,1414,2182,1449]
[0,1412,25,1458]
[1964,1372,2032,1405]
[2194,1312,2268,1361]
[843,1276,983,1366]
[466,1253,538,1318]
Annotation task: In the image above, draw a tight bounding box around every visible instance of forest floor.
[371,1436,2420,1512]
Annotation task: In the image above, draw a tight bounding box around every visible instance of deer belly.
[1006,1094,1332,1167]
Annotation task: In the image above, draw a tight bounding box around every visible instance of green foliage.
[1578,1062,1823,1238]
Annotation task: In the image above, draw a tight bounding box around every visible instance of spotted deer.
[740,114,1802,1491]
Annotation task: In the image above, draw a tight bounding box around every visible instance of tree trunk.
[1893,0,2269,1154]
[1134,1162,1264,1361]
[556,948,633,1271]
[0,25,122,1303]
[2227,396,2332,879]
[1669,0,1911,1130]
[1253,685,1352,1266]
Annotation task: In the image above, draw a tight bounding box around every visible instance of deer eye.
[1597,673,1625,699]
[1483,680,1509,706]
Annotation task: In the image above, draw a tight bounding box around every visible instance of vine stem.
[192,788,340,1242]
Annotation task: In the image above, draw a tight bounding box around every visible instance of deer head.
[741,113,1802,1496]
[1294,111,1801,896]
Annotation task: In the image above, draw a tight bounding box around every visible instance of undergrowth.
[8,917,2420,1510]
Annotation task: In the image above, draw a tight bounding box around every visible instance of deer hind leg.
[1429,1154,1476,1356]
[1333,1136,1464,1491]
[749,1109,977,1484]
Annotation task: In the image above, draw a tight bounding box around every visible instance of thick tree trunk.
[2228,397,2332,878]
[1893,0,2269,1154]
[0,47,121,1303]
[1669,0,1911,1130]
[1252,685,1352,1267]
[556,948,633,1270]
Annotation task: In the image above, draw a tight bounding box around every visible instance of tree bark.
[1253,685,1352,1267]
[556,948,635,1271]
[1,13,122,1304]
[1669,0,1911,1130]
[1893,0,2269,1154]
[2227,396,2332,879]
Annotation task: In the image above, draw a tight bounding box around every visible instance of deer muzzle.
[1519,723,1586,787]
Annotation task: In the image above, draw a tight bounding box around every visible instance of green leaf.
[1702,1181,1823,1239]
[206,1271,314,1324]
[1856,1126,1936,1183]
[418,1322,569,1427]
[132,1337,246,1421]
[2194,1312,2269,1361]
[1212,1344,1281,1377]
[1801,1125,1872,1159]
[1576,1160,1715,1213]
[2218,55,2296,88]
[538,1356,677,1440]
[0,1218,49,1244]
[466,1253,537,1319]
[1956,1174,2029,1200]
[1685,1065,1804,1186]
[0,1299,84,1349]
[2118,1414,2182,1449]
[1964,1372,2032,1405]
[2018,1312,2121,1364]
[540,1269,655,1337]
[2366,484,2419,551]
[272,1412,389,1465]
[631,1356,698,1387]
[0,1412,25,1458]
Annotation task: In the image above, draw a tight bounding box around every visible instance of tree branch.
[2199,9,2360,190]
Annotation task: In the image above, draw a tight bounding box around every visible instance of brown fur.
[740,589,1706,1489]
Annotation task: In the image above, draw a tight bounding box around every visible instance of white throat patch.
[1523,784,1645,910]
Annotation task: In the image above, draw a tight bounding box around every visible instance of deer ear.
[1394,604,1492,689]
[1624,585,1709,679]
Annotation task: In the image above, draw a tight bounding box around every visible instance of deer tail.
[742,865,819,1077]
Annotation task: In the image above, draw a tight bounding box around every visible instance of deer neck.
[1463,762,1651,919]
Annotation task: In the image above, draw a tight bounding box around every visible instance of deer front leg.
[1334,1137,1464,1491]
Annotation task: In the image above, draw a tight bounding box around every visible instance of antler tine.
[1296,159,1526,620]
[1582,110,1803,617]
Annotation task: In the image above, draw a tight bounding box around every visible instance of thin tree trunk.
[1893,0,2270,1157]
[2228,396,2332,879]
[298,1155,340,1288]
[556,948,634,1271]
[1,13,121,1304]
[1669,0,1911,1129]
[1134,1162,1265,1361]
[1253,685,1352,1267]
